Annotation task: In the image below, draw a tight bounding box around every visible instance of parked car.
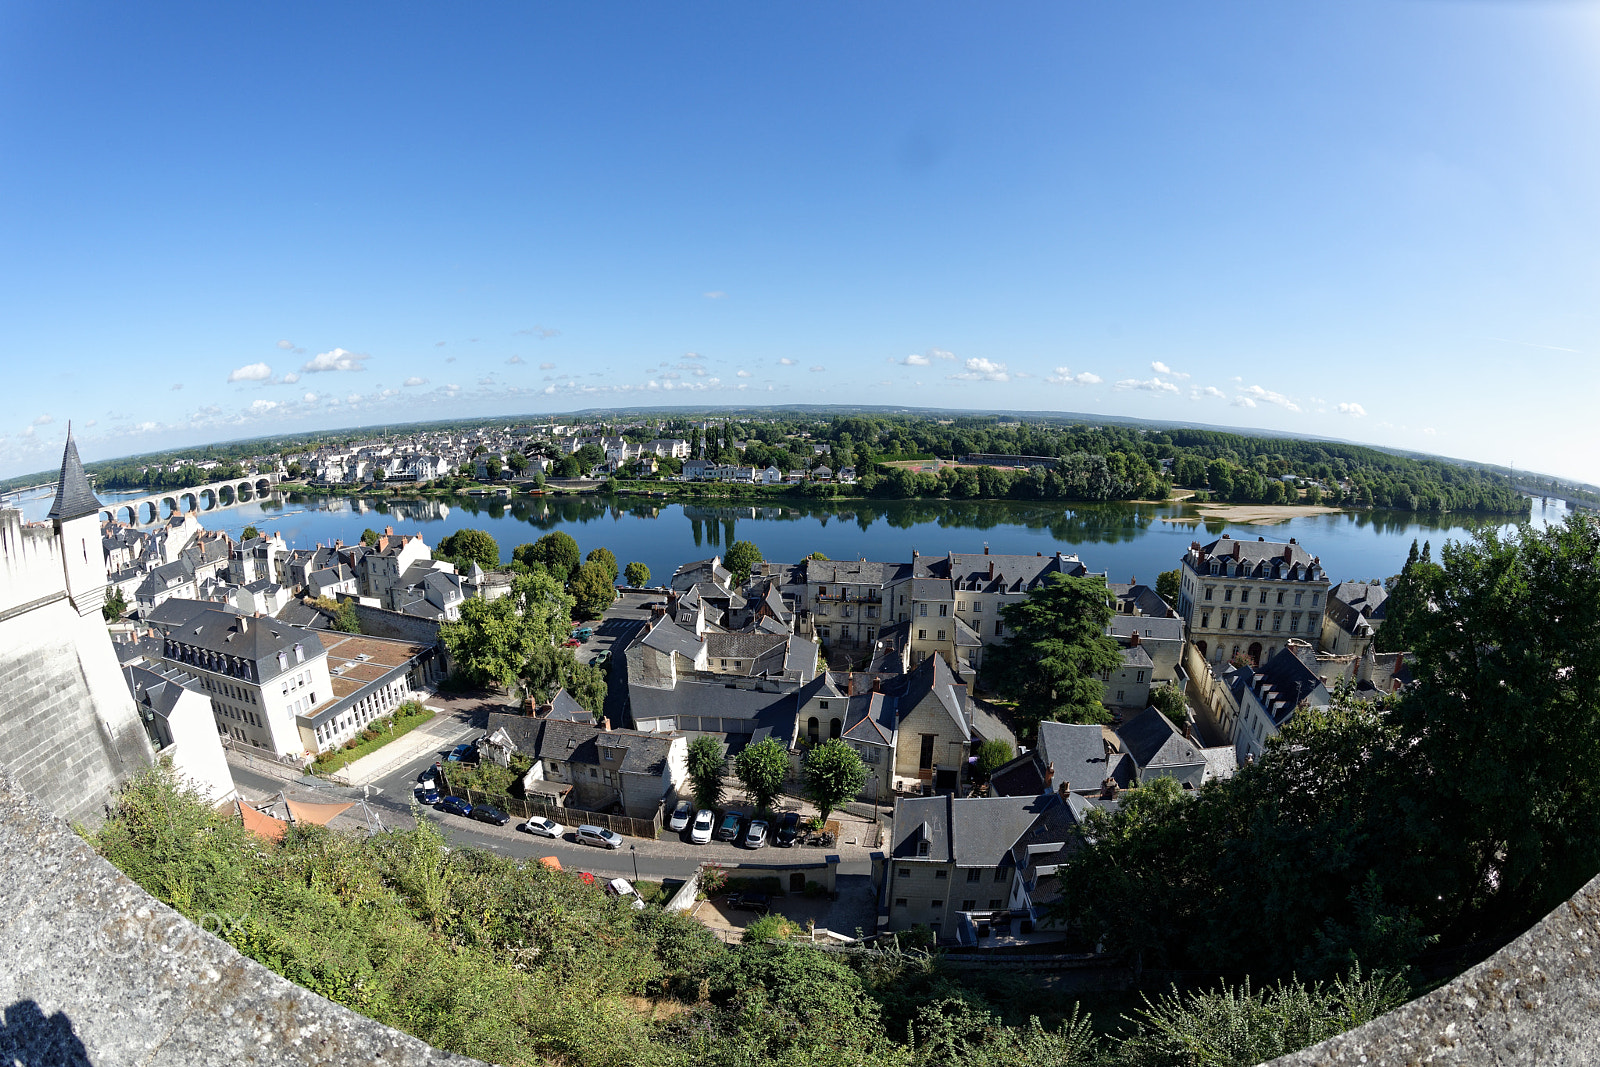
[668,800,693,832]
[522,816,565,839]
[577,824,624,850]
[571,626,594,641]
[436,796,472,817]
[743,819,769,850]
[415,787,441,805]
[445,744,473,763]
[716,811,744,842]
[563,638,581,647]
[730,892,770,914]
[690,809,714,845]
[589,649,612,668]
[606,877,646,910]
[470,805,510,826]
[774,810,801,847]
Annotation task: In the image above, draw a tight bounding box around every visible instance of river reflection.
[9,484,1568,588]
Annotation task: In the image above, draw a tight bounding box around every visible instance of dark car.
[436,796,472,817]
[415,787,441,805]
[716,811,744,842]
[446,744,473,763]
[774,811,801,847]
[731,892,770,914]
[470,805,510,826]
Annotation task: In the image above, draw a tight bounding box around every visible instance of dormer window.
[917,840,930,856]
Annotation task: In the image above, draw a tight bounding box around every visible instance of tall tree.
[686,736,726,811]
[519,531,580,580]
[570,560,617,619]
[521,643,605,718]
[724,539,762,583]
[984,574,1124,728]
[586,546,619,584]
[438,528,501,572]
[509,566,574,646]
[1155,568,1180,606]
[802,739,867,822]
[439,596,536,690]
[241,525,260,542]
[734,738,790,814]
[623,561,651,587]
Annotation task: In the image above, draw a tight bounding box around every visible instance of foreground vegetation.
[93,768,1404,1066]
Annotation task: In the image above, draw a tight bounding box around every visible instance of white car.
[522,816,565,839]
[668,799,694,832]
[689,808,714,845]
[606,877,647,910]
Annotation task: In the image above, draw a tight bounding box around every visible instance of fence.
[437,770,664,839]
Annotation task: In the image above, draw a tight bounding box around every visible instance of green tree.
[623,561,650,587]
[734,737,790,814]
[571,559,617,619]
[285,461,303,480]
[102,586,128,622]
[586,546,619,584]
[360,527,380,546]
[724,539,762,583]
[509,566,574,646]
[437,528,501,572]
[518,531,580,580]
[439,596,537,690]
[521,643,605,718]
[984,574,1124,728]
[241,525,260,542]
[801,738,867,822]
[573,444,605,473]
[333,600,362,634]
[687,736,725,811]
[974,739,1014,780]
[1150,683,1187,723]
[507,451,528,476]
[1155,568,1181,606]
[485,456,503,480]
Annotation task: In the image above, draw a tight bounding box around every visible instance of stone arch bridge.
[98,473,281,527]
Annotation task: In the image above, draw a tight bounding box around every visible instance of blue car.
[416,787,441,805]
[446,744,473,763]
[436,796,472,817]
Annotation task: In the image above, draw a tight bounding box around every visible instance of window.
[917,840,930,856]
[1260,590,1268,604]
[817,586,826,596]
[1277,590,1284,605]
[957,600,966,610]
[1238,616,1247,630]
[961,899,977,911]
[1116,691,1124,702]
[589,768,597,778]
[1224,588,1233,602]
[819,700,830,710]
[733,660,743,669]
[1312,593,1321,606]
[1135,671,1144,683]
[1255,616,1264,630]
[895,898,908,907]
[1204,586,1214,601]
[989,899,1003,909]
[994,621,1003,636]
[604,750,613,761]
[929,901,943,910]
[934,870,948,879]
[1201,613,1210,628]
[939,604,948,617]
[972,601,982,612]
[918,629,927,640]
[1272,614,1282,631]
[899,868,912,878]
[1290,614,1300,632]
[919,603,928,617]
[1294,592,1302,606]
[936,630,945,641]
[967,869,982,882]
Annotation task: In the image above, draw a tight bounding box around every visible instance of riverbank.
[1182,502,1347,526]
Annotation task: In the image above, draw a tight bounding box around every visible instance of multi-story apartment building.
[1175,536,1329,668]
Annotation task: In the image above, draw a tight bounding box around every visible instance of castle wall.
[0,509,153,825]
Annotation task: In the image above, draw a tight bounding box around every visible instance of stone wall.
[348,601,443,646]
[0,766,483,1066]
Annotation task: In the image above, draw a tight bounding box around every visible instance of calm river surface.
[9,486,1574,588]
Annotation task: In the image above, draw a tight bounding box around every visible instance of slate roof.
[803,559,909,587]
[626,676,798,739]
[152,604,325,684]
[841,691,896,747]
[987,749,1050,798]
[1035,721,1134,793]
[1107,582,1177,618]
[887,653,969,740]
[1249,647,1327,726]
[543,688,593,723]
[1325,581,1388,637]
[124,661,204,719]
[705,632,787,661]
[892,792,1080,868]
[1118,645,1154,670]
[1188,536,1324,580]
[1110,615,1184,643]
[638,614,704,660]
[918,551,1095,593]
[48,427,101,521]
[485,712,679,777]
[1116,707,1207,773]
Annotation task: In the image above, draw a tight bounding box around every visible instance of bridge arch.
[236,481,253,502]
[254,477,271,494]
[100,509,117,525]
[199,488,217,511]
[136,501,158,525]
[218,484,234,507]
[159,496,179,520]
[180,491,198,514]
[118,505,137,526]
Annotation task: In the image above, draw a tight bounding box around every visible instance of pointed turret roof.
[48,424,101,522]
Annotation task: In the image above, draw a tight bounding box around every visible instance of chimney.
[1101,777,1119,799]
[912,548,919,558]
[988,560,995,579]
[1128,631,1141,647]
[1283,546,1293,563]
[1182,719,1192,740]
[602,717,611,731]
[1043,762,1055,789]
[385,525,394,536]
[1232,543,1241,561]
[1058,780,1071,800]
[238,615,249,633]
[871,675,882,693]
[1289,537,1296,544]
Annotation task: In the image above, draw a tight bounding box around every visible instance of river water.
[7,485,1574,588]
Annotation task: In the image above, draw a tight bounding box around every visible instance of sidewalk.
[333,698,481,785]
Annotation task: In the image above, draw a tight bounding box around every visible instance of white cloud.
[301,347,370,373]
[32,414,54,425]
[1046,367,1101,386]
[810,365,826,372]
[276,339,294,350]
[18,426,33,438]
[249,399,278,414]
[84,419,96,427]
[445,356,456,363]
[171,383,183,391]
[1232,396,1257,408]
[703,291,727,299]
[303,392,317,402]
[1114,376,1180,394]
[1421,427,1437,435]
[507,355,525,365]
[949,357,1009,382]
[778,357,796,366]
[403,376,428,387]
[228,362,273,382]
[478,375,495,386]
[539,361,555,370]
[1237,384,1301,412]
[1151,360,1191,380]
[281,372,299,384]
[736,369,752,378]
[1337,402,1367,417]
[1192,385,1226,400]
[133,421,158,432]
[929,348,956,361]
[900,352,931,366]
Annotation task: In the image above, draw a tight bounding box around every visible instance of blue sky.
[3,3,1599,482]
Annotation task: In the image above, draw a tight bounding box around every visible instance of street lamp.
[629,844,639,883]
